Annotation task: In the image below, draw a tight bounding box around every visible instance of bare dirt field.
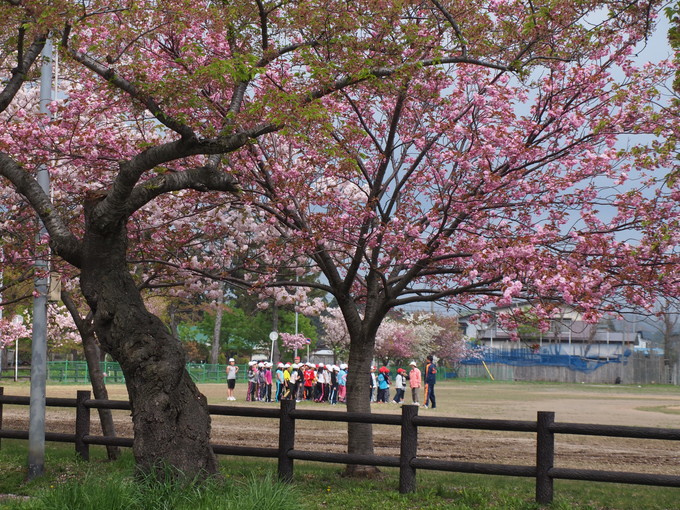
[2,380,679,476]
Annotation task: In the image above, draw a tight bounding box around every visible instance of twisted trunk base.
[344,327,380,477]
[80,217,217,479]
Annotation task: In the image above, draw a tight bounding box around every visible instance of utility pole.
[28,38,53,480]
[0,246,3,375]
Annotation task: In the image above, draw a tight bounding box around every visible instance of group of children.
[229,357,436,408]
[372,361,425,405]
[242,361,349,404]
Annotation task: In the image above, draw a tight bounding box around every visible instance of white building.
[459,304,645,360]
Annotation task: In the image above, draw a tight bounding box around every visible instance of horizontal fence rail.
[1,387,679,504]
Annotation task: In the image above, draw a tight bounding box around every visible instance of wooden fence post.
[399,404,419,493]
[75,390,91,461]
[278,399,296,482]
[536,411,555,504]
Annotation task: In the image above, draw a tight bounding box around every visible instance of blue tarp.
[462,348,629,373]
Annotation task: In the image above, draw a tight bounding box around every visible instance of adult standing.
[408,361,421,405]
[423,355,437,409]
[225,358,239,401]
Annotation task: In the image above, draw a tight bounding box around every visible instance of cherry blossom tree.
[0,0,479,476]
[428,315,482,372]
[374,314,441,365]
[320,306,351,362]
[280,332,309,352]
[229,1,679,473]
[0,0,677,479]
[0,310,31,350]
[323,308,475,367]
[46,302,80,354]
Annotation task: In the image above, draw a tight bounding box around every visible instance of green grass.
[0,441,678,510]
[636,405,680,415]
[0,442,297,510]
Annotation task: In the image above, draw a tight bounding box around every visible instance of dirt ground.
[1,380,679,476]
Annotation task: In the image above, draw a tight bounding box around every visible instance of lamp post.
[269,331,278,363]
[12,315,24,382]
[0,249,3,375]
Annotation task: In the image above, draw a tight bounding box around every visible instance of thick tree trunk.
[344,329,380,477]
[79,215,217,478]
[210,286,223,365]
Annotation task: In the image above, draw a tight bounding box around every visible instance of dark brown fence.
[1,386,679,504]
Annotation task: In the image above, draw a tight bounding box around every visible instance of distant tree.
[428,315,482,372]
[320,307,351,364]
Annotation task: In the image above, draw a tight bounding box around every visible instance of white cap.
[229,358,235,362]
[249,361,256,365]
[292,364,299,369]
[318,362,325,367]
[285,363,291,367]
[409,361,417,366]
[340,363,347,370]
[277,362,284,368]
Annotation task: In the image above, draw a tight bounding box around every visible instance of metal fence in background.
[1,354,675,386]
[41,361,239,384]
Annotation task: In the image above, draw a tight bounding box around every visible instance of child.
[225,358,239,401]
[303,363,316,400]
[329,365,339,404]
[377,366,390,403]
[392,368,406,403]
[275,362,285,402]
[264,362,273,402]
[408,361,421,405]
[246,361,258,402]
[338,364,348,403]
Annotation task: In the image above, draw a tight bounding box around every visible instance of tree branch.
[62,29,196,140]
[0,154,82,266]
[124,165,239,215]
[0,33,47,113]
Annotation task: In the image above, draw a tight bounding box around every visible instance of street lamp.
[269,331,278,362]
[12,315,23,382]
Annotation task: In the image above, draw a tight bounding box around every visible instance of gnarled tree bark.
[79,199,217,478]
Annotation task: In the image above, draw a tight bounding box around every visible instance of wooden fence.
[1,387,679,504]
